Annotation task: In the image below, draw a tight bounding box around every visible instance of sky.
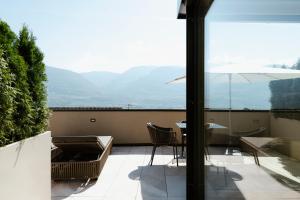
[0,0,186,73]
[205,0,300,71]
[204,7,300,109]
[206,22,300,72]
[2,0,300,74]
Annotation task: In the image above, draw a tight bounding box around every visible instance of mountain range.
[46,66,186,108]
[46,66,271,109]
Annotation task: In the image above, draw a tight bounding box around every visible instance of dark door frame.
[185,0,213,199]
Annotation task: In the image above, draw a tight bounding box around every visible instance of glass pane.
[205,1,300,199]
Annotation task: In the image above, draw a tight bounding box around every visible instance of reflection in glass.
[204,1,300,199]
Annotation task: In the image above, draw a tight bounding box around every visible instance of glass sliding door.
[204,0,300,199]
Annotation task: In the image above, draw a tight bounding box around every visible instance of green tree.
[0,20,33,141]
[17,26,48,134]
[0,47,16,146]
[0,20,48,146]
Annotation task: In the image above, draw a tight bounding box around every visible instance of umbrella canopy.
[168,65,300,83]
[209,65,300,82]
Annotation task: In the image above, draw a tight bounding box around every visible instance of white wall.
[270,115,300,139]
[49,110,271,145]
[0,132,51,200]
[49,111,186,144]
[206,111,271,144]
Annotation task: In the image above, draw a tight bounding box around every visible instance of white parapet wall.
[49,110,186,144]
[0,131,51,200]
[49,110,271,145]
[270,115,300,160]
[206,111,271,144]
[270,115,300,139]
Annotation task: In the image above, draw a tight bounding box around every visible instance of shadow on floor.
[205,164,242,187]
[128,163,246,200]
[128,164,186,199]
[205,164,246,200]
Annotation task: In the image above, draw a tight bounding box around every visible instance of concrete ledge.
[0,131,51,200]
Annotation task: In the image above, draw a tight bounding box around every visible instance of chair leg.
[150,145,157,166]
[255,152,260,166]
[181,135,185,158]
[204,149,207,160]
[175,144,178,166]
[204,147,209,160]
[172,146,175,159]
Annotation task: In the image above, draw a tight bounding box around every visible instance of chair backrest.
[235,127,266,137]
[179,120,187,136]
[146,122,174,145]
[147,123,157,144]
[249,127,266,136]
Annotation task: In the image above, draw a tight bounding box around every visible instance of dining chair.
[146,122,179,166]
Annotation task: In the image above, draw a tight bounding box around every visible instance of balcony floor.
[206,147,300,200]
[52,146,300,200]
[52,146,186,200]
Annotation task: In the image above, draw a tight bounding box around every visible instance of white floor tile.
[166,176,186,197]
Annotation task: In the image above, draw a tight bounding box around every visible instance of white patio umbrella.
[168,64,300,152]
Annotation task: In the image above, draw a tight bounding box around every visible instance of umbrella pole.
[226,74,233,155]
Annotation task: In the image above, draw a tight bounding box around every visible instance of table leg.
[181,134,184,158]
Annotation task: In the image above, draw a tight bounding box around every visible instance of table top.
[208,123,227,129]
[176,122,227,129]
[176,122,186,129]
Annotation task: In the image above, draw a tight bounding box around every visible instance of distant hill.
[100,66,186,108]
[46,66,271,109]
[46,66,186,108]
[81,71,120,88]
[46,67,109,107]
[47,66,98,96]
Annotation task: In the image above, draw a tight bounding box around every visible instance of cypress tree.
[0,47,16,146]
[0,20,33,141]
[0,20,48,146]
[17,26,48,135]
